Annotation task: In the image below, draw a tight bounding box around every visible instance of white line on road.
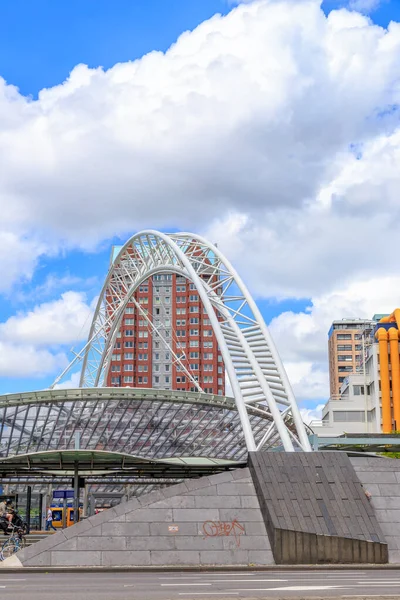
[231,585,346,591]
[161,583,213,587]
[179,594,239,596]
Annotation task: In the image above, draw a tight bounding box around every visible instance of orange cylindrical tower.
[377,327,392,433]
[389,327,400,432]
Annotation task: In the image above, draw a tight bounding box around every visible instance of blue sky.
[0,0,399,418]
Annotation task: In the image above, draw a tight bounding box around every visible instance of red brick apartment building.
[105,255,225,395]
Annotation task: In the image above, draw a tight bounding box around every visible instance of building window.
[125,307,134,314]
[190,340,199,347]
[125,341,134,348]
[189,295,199,302]
[337,334,352,340]
[338,366,353,372]
[111,365,120,372]
[203,341,213,348]
[154,376,159,383]
[190,364,199,370]
[125,318,134,325]
[337,345,352,351]
[333,411,365,423]
[124,364,133,371]
[111,376,120,385]
[204,353,213,360]
[353,385,365,395]
[337,355,353,362]
[190,329,199,336]
[124,376,133,383]
[190,352,199,359]
[125,330,133,337]
[111,354,121,361]
[189,306,199,313]
[165,376,170,383]
[203,330,213,337]
[124,353,134,360]
[190,318,199,324]
[355,344,362,351]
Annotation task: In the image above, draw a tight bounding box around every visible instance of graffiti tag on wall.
[202,519,245,547]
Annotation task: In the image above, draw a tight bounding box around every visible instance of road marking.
[178,594,239,596]
[161,583,212,587]
[158,574,256,578]
[231,585,346,591]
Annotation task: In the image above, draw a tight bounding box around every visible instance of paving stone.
[199,549,250,565]
[126,508,173,522]
[77,536,126,551]
[126,536,175,551]
[102,550,150,566]
[217,482,256,496]
[173,508,220,522]
[150,496,195,509]
[150,521,198,536]
[175,535,224,551]
[248,549,274,565]
[150,550,200,565]
[188,485,217,496]
[185,477,212,492]
[23,552,52,567]
[194,495,242,509]
[232,467,251,480]
[51,551,102,566]
[102,521,150,536]
[209,471,234,484]
[219,508,263,522]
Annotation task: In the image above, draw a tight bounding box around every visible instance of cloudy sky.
[0,0,399,422]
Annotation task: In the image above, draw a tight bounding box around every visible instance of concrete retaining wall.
[351,456,400,564]
[11,456,400,567]
[16,468,274,567]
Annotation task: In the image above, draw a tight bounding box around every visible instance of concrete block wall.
[16,468,274,567]
[351,456,400,564]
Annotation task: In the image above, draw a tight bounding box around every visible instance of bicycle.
[0,523,27,561]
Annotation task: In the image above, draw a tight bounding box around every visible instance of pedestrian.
[45,507,56,531]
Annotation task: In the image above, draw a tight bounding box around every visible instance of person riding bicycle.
[0,499,14,530]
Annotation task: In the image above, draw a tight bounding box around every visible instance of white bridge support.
[53,231,311,452]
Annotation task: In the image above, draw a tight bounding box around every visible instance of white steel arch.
[53,230,311,452]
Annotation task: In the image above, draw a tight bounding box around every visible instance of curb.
[1,563,400,573]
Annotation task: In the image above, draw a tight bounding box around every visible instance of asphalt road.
[1,569,400,599]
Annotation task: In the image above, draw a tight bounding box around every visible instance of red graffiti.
[202,519,245,547]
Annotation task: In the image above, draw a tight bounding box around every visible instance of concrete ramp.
[249,452,388,564]
[14,468,274,567]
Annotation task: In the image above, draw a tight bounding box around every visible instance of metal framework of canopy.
[0,449,245,479]
[0,387,299,463]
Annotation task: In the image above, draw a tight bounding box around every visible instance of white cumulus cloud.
[0,0,399,403]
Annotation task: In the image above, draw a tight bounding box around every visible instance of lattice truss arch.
[54,231,311,453]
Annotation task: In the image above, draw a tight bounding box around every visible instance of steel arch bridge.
[53,230,311,453]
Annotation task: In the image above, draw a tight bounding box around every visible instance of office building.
[328,318,375,398]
